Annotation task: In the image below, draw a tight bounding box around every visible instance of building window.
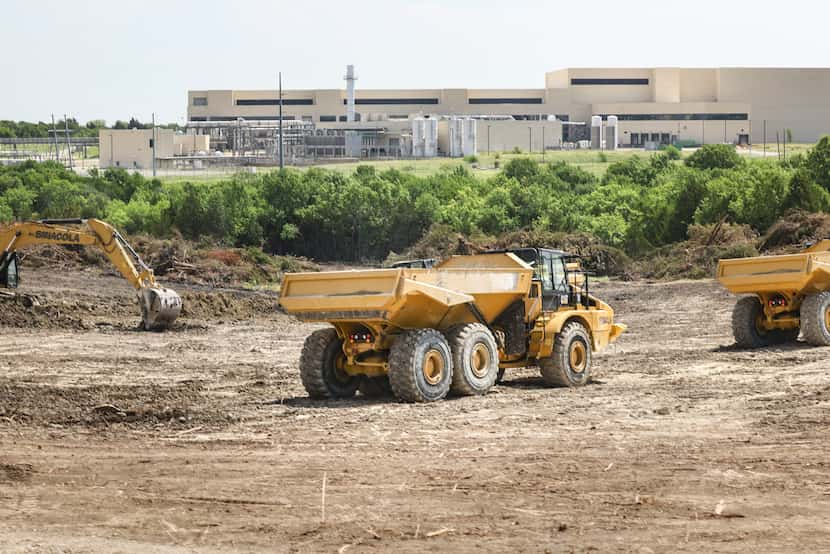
[205,115,296,122]
[302,115,313,122]
[192,97,208,106]
[469,98,543,104]
[571,78,649,85]
[343,98,439,105]
[235,98,313,106]
[599,113,748,121]
[320,115,336,122]
[189,116,207,122]
[339,114,362,122]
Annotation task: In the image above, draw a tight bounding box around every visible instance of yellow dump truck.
[280,248,625,402]
[717,240,830,348]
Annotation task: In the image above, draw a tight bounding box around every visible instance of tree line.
[1,140,830,263]
[0,118,180,139]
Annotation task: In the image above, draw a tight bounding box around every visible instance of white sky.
[1,0,827,124]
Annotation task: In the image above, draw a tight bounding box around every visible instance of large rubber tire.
[539,321,592,387]
[359,376,393,398]
[299,328,360,399]
[801,292,830,346]
[732,296,769,348]
[445,323,499,396]
[388,329,453,403]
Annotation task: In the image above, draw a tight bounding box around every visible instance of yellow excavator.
[0,218,182,330]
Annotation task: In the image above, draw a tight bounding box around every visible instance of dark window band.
[571,78,649,85]
[236,99,313,106]
[600,113,748,121]
[469,98,543,104]
[343,98,439,105]
[203,115,296,122]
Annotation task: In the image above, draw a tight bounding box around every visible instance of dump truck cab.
[280,249,625,403]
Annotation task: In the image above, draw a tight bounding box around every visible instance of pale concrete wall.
[477,121,563,153]
[99,129,174,169]
[173,134,209,155]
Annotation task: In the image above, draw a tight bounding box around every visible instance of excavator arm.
[0,218,182,330]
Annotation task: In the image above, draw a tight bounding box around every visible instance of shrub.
[463,155,479,164]
[660,144,681,160]
[685,144,743,170]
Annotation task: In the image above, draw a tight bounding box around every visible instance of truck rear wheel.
[732,296,776,348]
[299,328,360,399]
[801,292,830,346]
[539,321,592,387]
[388,329,453,402]
[445,323,498,396]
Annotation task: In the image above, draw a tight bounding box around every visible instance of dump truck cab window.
[539,250,570,310]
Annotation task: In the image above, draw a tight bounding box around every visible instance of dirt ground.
[1,267,829,553]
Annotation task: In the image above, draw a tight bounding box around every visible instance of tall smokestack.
[344,64,357,123]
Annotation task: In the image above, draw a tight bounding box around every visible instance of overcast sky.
[1,0,826,124]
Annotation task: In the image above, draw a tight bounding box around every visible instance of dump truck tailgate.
[717,253,830,294]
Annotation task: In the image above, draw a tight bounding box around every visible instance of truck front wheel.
[388,329,453,402]
[299,328,360,399]
[539,321,592,387]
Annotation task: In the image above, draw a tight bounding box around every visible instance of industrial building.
[187,67,830,156]
[99,128,209,169]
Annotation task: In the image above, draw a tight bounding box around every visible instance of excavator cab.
[0,252,19,288]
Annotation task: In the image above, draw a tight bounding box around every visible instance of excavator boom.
[0,218,181,330]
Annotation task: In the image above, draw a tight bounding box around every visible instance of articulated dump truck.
[718,240,830,348]
[280,248,626,402]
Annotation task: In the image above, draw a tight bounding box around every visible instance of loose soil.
[1,267,828,553]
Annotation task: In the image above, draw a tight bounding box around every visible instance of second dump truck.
[718,240,830,348]
[280,248,625,402]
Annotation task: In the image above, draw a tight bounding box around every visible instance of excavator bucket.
[140,287,183,331]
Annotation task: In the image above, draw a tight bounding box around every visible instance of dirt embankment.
[1,276,829,552]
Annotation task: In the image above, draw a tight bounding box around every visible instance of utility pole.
[763,120,767,156]
[528,127,532,154]
[487,125,491,155]
[278,72,284,169]
[64,114,73,169]
[51,114,60,162]
[152,112,157,177]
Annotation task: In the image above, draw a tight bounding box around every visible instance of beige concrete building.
[188,67,830,149]
[99,129,210,169]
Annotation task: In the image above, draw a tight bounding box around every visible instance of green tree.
[685,144,743,171]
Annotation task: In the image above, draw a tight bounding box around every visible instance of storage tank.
[424,118,438,157]
[606,115,619,151]
[591,115,603,150]
[412,117,425,157]
[462,118,477,157]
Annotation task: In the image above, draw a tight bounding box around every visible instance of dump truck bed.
[279,252,534,329]
[717,248,830,295]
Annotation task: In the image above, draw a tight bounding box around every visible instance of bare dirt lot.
[1,267,829,553]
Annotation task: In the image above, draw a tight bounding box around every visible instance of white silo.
[412,117,425,157]
[424,118,438,157]
[462,118,477,157]
[606,115,619,151]
[591,115,603,150]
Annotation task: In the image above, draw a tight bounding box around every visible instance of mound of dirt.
[634,223,758,280]
[0,381,218,428]
[393,224,631,277]
[180,291,285,322]
[0,293,96,330]
[759,210,830,252]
